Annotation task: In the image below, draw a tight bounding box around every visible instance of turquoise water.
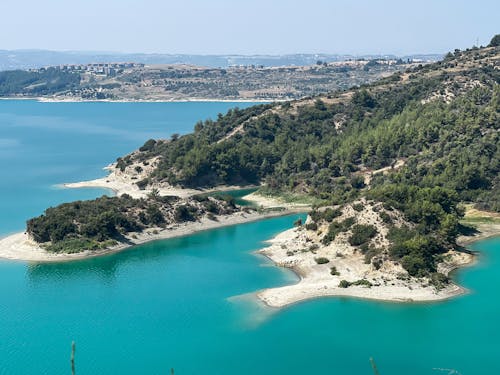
[0,101,499,375]
[0,100,256,235]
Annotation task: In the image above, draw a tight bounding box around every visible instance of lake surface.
[0,100,499,375]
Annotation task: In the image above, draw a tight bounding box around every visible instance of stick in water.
[370,357,380,375]
[71,341,76,375]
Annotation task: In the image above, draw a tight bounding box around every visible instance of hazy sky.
[3,0,498,55]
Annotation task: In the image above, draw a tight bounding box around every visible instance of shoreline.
[457,223,500,246]
[0,96,278,103]
[0,209,305,263]
[2,156,498,307]
[254,214,498,309]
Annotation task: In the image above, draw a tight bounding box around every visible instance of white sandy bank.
[256,226,474,308]
[0,210,304,263]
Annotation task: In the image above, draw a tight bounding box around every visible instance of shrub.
[361,244,382,264]
[305,222,318,231]
[322,217,357,245]
[339,280,350,288]
[310,208,341,223]
[136,178,150,190]
[330,266,340,276]
[430,272,450,290]
[323,208,342,222]
[350,175,366,189]
[348,224,377,246]
[315,257,330,264]
[379,211,393,224]
[309,244,319,252]
[352,203,364,212]
[147,205,165,225]
[174,205,196,222]
[139,139,156,152]
[351,279,373,287]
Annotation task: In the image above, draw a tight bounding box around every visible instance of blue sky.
[3,0,498,55]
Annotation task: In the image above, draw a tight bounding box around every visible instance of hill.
[123,41,499,211]
[0,59,416,101]
[20,37,500,293]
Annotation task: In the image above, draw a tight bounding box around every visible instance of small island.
[0,38,498,306]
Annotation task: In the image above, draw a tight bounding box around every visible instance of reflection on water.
[26,229,228,284]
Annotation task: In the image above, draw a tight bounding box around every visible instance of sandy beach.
[2,154,496,308]
[63,161,265,200]
[242,192,311,210]
[32,97,277,103]
[251,198,496,308]
[255,226,475,308]
[0,209,304,263]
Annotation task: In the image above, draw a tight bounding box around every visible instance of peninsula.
[1,37,498,306]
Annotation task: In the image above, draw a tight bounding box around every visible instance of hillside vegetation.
[26,37,499,274]
[0,68,80,96]
[27,193,241,253]
[125,40,499,212]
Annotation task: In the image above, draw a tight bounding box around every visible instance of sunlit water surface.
[0,101,498,375]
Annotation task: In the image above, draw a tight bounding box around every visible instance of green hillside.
[26,37,499,273]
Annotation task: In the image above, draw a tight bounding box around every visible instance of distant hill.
[0,50,442,71]
[0,59,420,101]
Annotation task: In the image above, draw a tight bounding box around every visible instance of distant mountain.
[0,50,443,70]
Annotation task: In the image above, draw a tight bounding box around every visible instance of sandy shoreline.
[1,96,276,103]
[63,162,264,200]
[1,161,307,263]
[2,154,497,307]
[255,226,477,308]
[252,201,500,308]
[0,209,304,263]
[457,223,500,246]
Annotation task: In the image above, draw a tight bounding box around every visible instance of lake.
[0,100,498,375]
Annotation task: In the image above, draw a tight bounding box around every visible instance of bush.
[147,205,165,225]
[352,203,364,212]
[139,139,157,152]
[348,224,378,246]
[136,178,150,190]
[379,211,393,224]
[401,255,431,277]
[350,175,366,189]
[305,222,318,231]
[310,208,341,223]
[174,205,195,222]
[339,280,350,288]
[309,244,319,252]
[351,279,373,287]
[330,266,340,276]
[322,217,357,245]
[323,208,342,222]
[430,272,450,289]
[315,257,330,264]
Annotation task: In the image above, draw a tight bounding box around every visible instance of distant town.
[1,58,425,101]
[40,62,145,76]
